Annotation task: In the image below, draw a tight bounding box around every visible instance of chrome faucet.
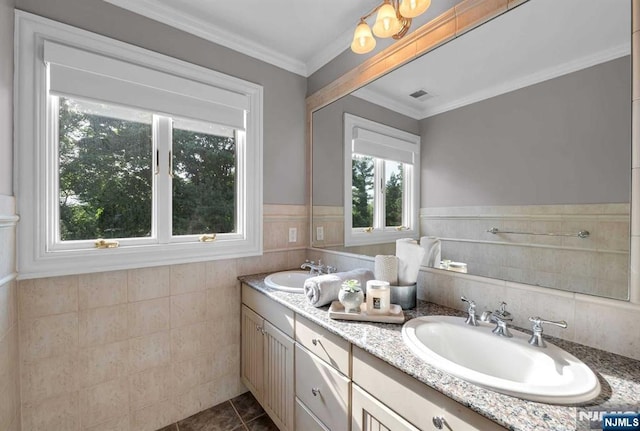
[480,302,513,337]
[300,259,336,276]
[528,316,567,348]
[460,296,478,326]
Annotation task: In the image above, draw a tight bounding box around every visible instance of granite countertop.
[238,272,640,431]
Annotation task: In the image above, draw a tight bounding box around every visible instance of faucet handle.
[496,302,512,320]
[528,316,567,348]
[460,296,478,326]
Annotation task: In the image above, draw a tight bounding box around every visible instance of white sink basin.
[402,316,600,404]
[264,270,312,293]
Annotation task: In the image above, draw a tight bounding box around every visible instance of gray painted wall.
[16,0,307,205]
[0,0,14,196]
[313,95,420,206]
[420,56,631,207]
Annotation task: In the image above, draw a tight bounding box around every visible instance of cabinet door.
[241,305,264,399]
[352,384,420,431]
[263,320,295,431]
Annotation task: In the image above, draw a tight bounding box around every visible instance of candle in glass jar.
[366,280,390,315]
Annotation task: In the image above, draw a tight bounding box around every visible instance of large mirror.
[311,0,631,300]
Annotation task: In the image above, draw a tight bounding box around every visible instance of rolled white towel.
[374,255,398,285]
[396,238,426,285]
[420,236,441,268]
[304,269,374,307]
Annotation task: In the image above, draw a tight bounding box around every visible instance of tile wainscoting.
[421,204,630,300]
[307,247,640,362]
[15,204,307,431]
[0,195,20,431]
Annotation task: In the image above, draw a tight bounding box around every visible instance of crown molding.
[352,88,423,120]
[352,42,630,121]
[420,42,631,119]
[103,0,308,76]
[305,27,353,76]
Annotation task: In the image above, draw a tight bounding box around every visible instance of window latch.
[362,227,374,233]
[395,226,408,231]
[94,238,120,249]
[198,233,217,242]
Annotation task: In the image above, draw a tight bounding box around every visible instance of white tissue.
[303,269,374,307]
[395,238,426,285]
[420,236,441,268]
[374,255,398,285]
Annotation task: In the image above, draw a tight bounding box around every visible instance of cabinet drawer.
[352,384,420,431]
[295,398,329,431]
[352,347,505,431]
[295,315,351,376]
[295,344,350,431]
[242,283,294,338]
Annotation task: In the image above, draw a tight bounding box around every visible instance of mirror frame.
[306,0,640,304]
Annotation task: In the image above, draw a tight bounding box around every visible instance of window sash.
[344,113,420,246]
[49,97,243,251]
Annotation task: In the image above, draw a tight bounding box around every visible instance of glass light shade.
[398,0,431,18]
[351,21,376,54]
[372,2,401,38]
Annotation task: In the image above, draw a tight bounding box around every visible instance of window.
[15,12,263,278]
[344,114,420,246]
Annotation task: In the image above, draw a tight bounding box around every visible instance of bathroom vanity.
[239,273,640,431]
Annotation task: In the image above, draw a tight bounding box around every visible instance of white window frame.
[15,12,263,279]
[344,113,420,246]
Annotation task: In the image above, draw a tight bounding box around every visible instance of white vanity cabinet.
[241,285,295,431]
[352,384,420,431]
[352,347,506,431]
[294,315,351,431]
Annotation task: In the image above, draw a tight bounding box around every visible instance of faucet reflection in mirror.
[351,0,431,54]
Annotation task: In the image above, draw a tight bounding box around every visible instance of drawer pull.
[311,388,321,397]
[432,416,449,430]
[311,338,321,346]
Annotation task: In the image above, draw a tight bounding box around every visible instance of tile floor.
[157,392,279,431]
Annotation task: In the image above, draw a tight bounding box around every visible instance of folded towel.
[420,236,441,268]
[304,269,374,307]
[374,255,398,285]
[396,238,426,285]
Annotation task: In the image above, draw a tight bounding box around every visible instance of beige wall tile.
[79,305,128,347]
[172,354,214,395]
[22,392,80,431]
[127,267,170,302]
[128,298,170,338]
[0,280,16,338]
[170,262,207,295]
[206,259,238,290]
[171,291,207,328]
[0,325,20,431]
[211,343,240,380]
[206,283,240,321]
[129,365,173,410]
[19,275,78,319]
[574,299,640,361]
[263,221,288,251]
[84,415,129,431]
[128,331,171,373]
[22,353,80,403]
[170,322,212,363]
[130,399,178,431]
[79,341,129,388]
[80,378,129,429]
[172,381,217,422]
[79,271,127,310]
[21,312,79,361]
